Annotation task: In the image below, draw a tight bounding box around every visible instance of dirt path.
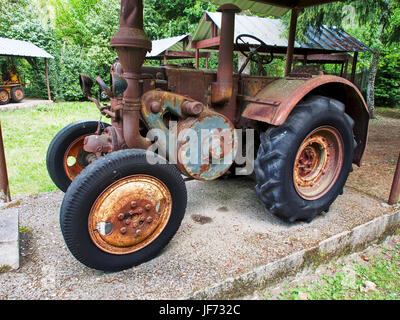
[347,115,400,201]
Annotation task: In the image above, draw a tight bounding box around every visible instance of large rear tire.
[46,120,110,192]
[10,87,24,103]
[254,96,356,223]
[60,149,187,272]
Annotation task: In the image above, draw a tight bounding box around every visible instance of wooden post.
[343,58,349,79]
[205,57,209,69]
[0,121,11,203]
[351,51,358,84]
[195,49,200,69]
[388,153,400,205]
[45,58,51,101]
[285,8,298,77]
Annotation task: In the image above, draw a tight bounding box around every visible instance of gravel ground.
[1,114,399,300]
[0,175,396,300]
[0,99,53,112]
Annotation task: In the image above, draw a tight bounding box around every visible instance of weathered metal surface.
[165,68,210,104]
[0,121,10,203]
[388,153,400,205]
[303,25,372,54]
[192,11,372,54]
[141,90,237,181]
[242,75,369,165]
[176,112,237,181]
[293,126,344,200]
[88,175,172,255]
[110,0,151,150]
[64,135,96,181]
[211,5,240,105]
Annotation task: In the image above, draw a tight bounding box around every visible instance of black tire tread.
[46,120,109,192]
[60,149,187,272]
[254,95,357,223]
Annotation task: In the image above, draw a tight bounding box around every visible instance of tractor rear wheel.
[0,88,10,105]
[11,87,24,103]
[254,96,356,223]
[60,149,187,271]
[46,120,110,192]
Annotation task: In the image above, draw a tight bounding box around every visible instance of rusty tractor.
[47,0,369,271]
[0,64,25,105]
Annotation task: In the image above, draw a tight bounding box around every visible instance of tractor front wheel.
[46,120,110,192]
[254,96,356,223]
[0,88,10,105]
[60,149,187,271]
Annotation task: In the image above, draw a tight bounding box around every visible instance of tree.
[289,0,400,117]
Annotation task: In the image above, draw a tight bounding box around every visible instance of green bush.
[375,48,400,108]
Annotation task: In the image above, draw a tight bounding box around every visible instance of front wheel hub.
[88,175,172,255]
[293,126,344,200]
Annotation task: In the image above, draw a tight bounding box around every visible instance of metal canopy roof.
[147,35,190,58]
[200,0,351,16]
[0,37,54,59]
[192,12,372,53]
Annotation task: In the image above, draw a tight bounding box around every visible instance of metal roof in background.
[303,25,372,53]
[192,12,372,53]
[147,35,190,58]
[198,0,290,17]
[0,37,54,59]
[199,0,355,15]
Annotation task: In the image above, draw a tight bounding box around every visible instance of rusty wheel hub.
[88,175,172,255]
[14,89,24,100]
[0,91,8,102]
[63,135,96,180]
[293,126,344,200]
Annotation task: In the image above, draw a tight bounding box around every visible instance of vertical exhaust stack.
[211,4,241,105]
[111,0,152,149]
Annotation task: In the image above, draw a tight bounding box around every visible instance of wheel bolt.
[145,204,151,211]
[133,222,138,228]
[136,229,142,236]
[131,201,137,208]
[120,227,127,234]
[117,213,125,221]
[137,208,143,214]
[125,218,132,225]
[147,217,153,223]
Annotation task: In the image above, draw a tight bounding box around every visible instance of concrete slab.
[0,208,19,270]
[0,177,398,300]
[0,99,53,112]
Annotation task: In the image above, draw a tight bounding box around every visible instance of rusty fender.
[241,75,370,166]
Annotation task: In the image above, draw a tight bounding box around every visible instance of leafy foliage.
[0,0,399,106]
[284,0,400,109]
[375,46,400,107]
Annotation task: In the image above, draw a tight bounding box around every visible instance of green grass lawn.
[276,240,400,300]
[1,104,399,197]
[0,102,109,196]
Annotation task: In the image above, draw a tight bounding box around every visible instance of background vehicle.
[0,63,25,105]
[47,0,370,272]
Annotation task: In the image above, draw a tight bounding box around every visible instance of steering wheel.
[235,34,274,65]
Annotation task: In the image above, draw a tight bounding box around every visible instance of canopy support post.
[351,51,358,83]
[285,8,298,77]
[45,58,51,101]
